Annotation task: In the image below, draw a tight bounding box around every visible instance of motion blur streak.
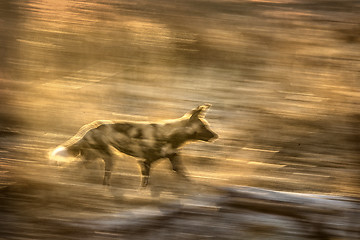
[0,0,359,239]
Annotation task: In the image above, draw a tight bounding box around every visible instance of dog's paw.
[140,176,149,187]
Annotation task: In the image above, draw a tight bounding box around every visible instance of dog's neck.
[164,120,197,148]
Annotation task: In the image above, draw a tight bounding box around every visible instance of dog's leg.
[103,157,113,186]
[168,153,188,180]
[138,160,151,187]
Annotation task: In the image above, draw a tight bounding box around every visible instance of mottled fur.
[50,104,218,186]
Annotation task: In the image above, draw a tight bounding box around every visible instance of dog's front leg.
[168,153,188,180]
[138,160,151,187]
[103,157,113,186]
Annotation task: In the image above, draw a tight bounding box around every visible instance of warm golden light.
[0,0,359,239]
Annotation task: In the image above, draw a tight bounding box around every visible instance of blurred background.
[0,0,359,239]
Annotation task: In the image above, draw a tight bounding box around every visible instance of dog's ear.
[188,104,211,121]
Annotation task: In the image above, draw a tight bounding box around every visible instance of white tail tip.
[49,146,71,166]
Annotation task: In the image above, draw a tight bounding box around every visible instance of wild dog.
[50,104,218,187]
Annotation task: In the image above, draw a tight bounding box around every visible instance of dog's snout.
[212,132,218,140]
[209,131,218,142]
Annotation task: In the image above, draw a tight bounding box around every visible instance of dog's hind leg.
[138,160,151,187]
[102,156,113,186]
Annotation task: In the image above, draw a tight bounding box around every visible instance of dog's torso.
[65,119,190,162]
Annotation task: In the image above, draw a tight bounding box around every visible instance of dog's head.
[186,104,218,142]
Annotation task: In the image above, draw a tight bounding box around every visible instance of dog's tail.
[49,121,100,166]
[49,142,81,166]
[49,146,69,166]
